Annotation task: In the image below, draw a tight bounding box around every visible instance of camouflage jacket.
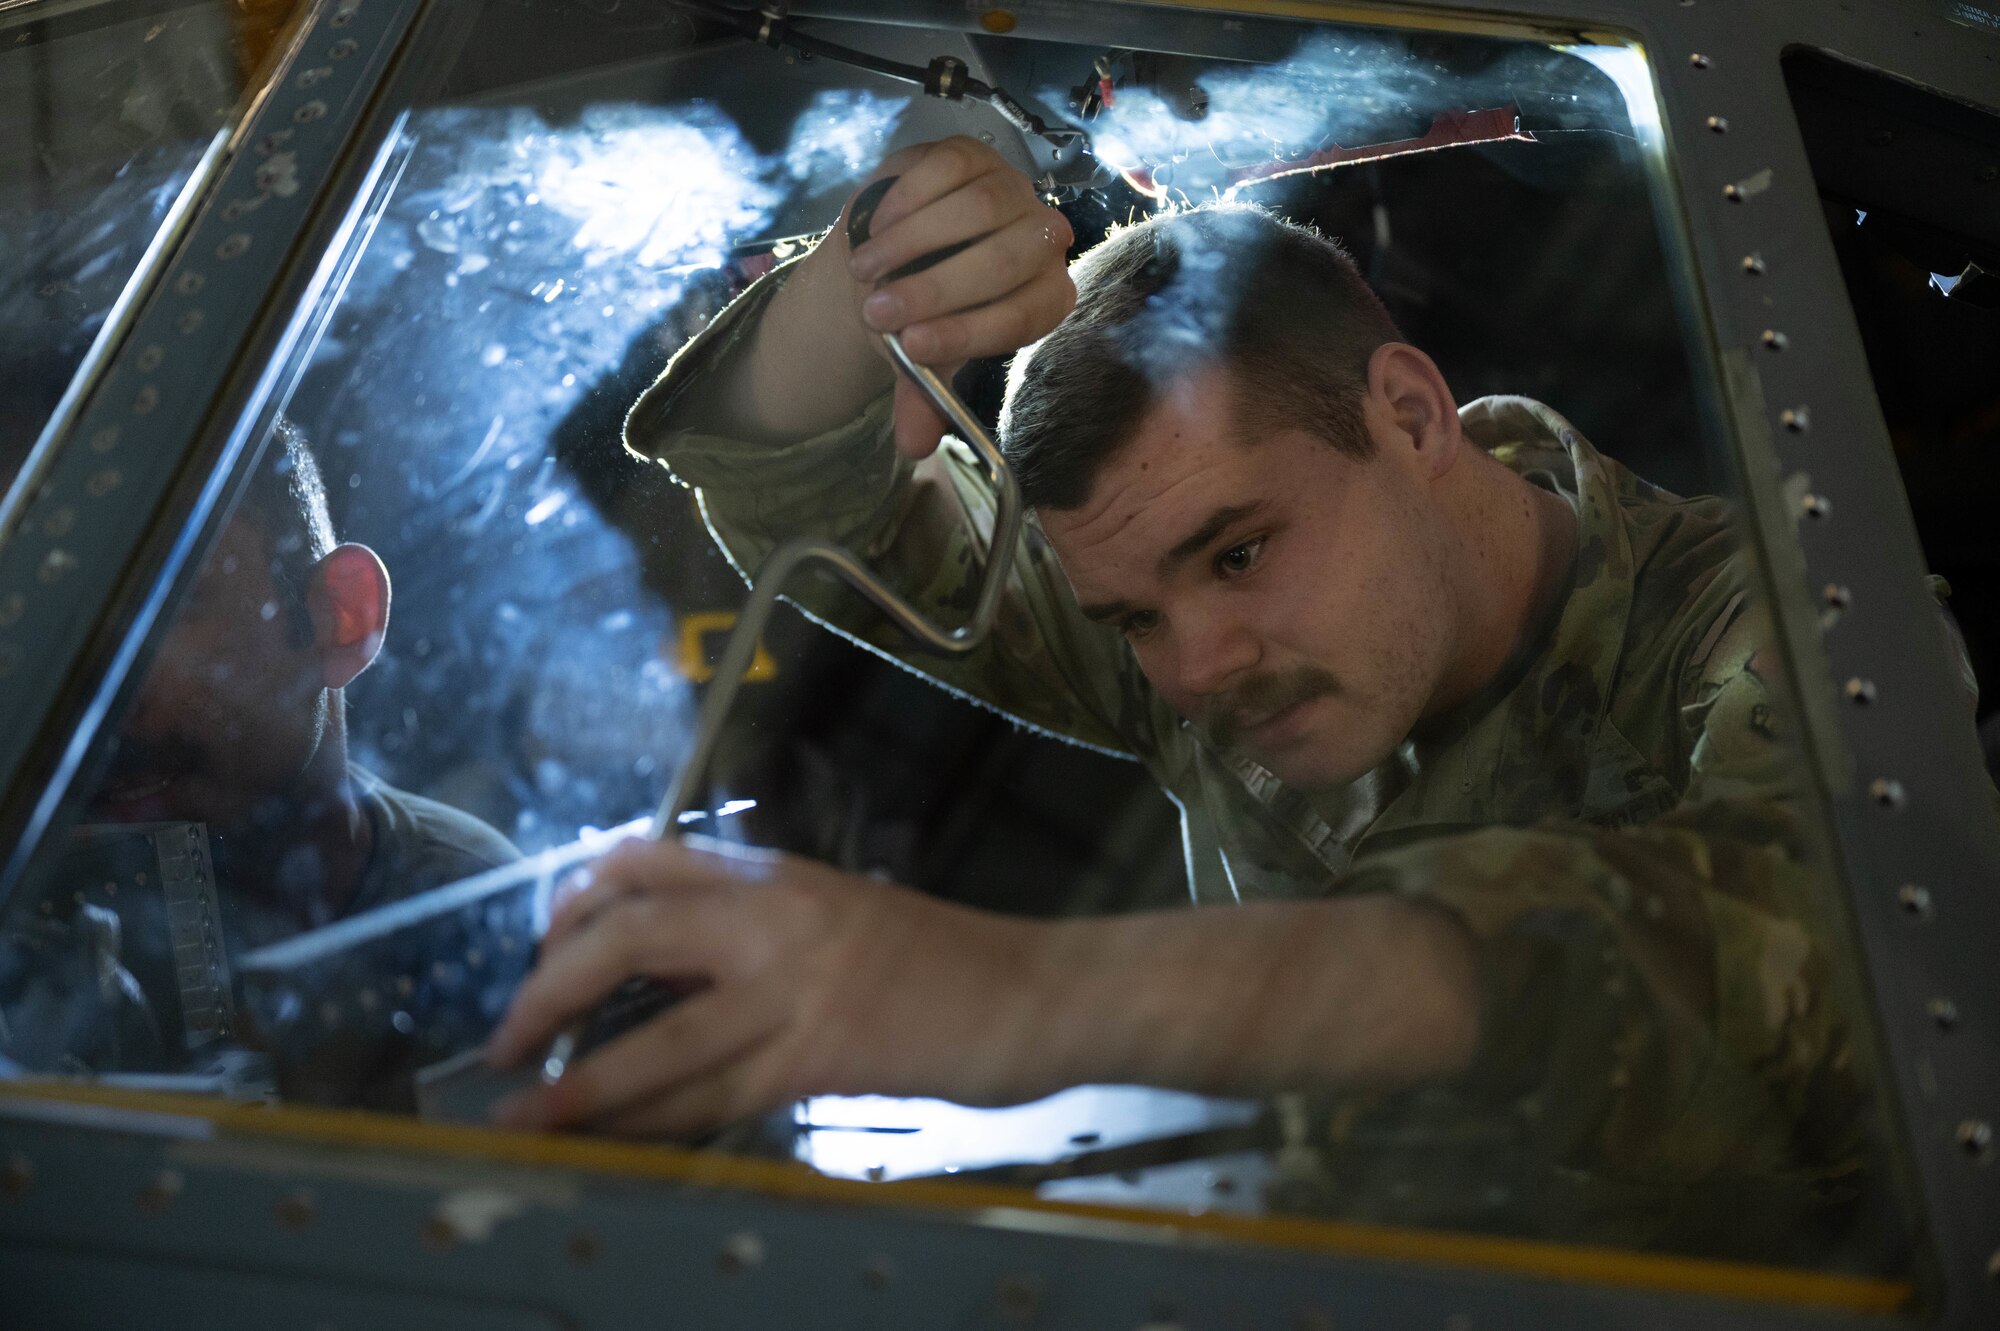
[627,271,1884,1258]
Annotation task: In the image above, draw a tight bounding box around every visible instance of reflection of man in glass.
[85,419,520,947]
[5,421,517,1075]
[491,140,1888,1257]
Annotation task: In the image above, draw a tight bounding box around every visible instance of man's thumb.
[892,375,948,460]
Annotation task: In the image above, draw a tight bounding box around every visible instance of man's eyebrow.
[1156,502,1265,579]
[1078,597,1135,625]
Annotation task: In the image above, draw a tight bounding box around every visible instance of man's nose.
[1171,610,1261,700]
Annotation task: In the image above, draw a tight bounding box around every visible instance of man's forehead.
[1042,448,1225,559]
[1060,384,1241,523]
[1063,418,1280,539]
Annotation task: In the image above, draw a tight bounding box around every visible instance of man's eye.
[1215,537,1265,577]
[1123,609,1160,638]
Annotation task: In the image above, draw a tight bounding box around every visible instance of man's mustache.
[1199,664,1339,749]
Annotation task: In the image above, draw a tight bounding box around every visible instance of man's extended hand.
[483,836,1051,1137]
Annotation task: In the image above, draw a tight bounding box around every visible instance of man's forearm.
[1019,896,1483,1098]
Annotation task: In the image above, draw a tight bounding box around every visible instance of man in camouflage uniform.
[490,139,1880,1259]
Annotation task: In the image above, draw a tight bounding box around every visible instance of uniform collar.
[1363,399,1638,841]
[1274,400,1640,865]
[1183,399,1643,880]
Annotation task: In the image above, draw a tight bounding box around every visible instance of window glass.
[1,2,1924,1291]
[0,0,252,494]
[1784,50,2000,769]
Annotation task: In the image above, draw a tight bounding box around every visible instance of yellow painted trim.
[675,611,778,684]
[0,1081,1912,1315]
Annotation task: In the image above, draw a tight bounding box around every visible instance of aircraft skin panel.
[0,1083,1921,1327]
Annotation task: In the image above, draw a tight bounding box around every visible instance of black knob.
[844,175,978,280]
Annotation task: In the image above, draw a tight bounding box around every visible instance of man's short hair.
[999,203,1404,511]
[236,417,336,645]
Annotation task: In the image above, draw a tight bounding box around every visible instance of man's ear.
[307,543,390,690]
[1364,342,1462,482]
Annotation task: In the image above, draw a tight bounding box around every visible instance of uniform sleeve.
[624,258,1162,760]
[1317,607,1877,1250]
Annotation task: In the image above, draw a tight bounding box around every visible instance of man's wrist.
[992,899,1484,1102]
[1005,912,1220,1096]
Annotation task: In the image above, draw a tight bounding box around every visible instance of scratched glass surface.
[0,0,247,495]
[0,3,1924,1284]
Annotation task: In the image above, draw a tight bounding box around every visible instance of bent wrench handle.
[650,174,1022,834]
[850,175,1025,651]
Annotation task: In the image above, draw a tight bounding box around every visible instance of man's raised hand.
[839,137,1075,459]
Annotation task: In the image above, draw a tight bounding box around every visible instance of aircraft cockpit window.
[0,0,258,495]
[0,1,1935,1301]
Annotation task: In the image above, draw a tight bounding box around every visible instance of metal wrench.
[537,176,1024,1084]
